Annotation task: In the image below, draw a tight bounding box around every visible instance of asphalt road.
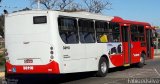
[1,56,160,84]
[61,57,160,84]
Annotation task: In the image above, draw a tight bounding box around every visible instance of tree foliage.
[83,0,111,13]
[32,0,58,9]
[32,0,111,13]
[32,0,78,10]
[0,15,4,38]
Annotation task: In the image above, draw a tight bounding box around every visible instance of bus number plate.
[24,59,33,63]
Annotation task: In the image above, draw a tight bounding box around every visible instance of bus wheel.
[137,54,145,68]
[96,57,108,77]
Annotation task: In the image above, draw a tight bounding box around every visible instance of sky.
[0,0,160,26]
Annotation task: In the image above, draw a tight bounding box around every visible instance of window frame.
[33,16,47,24]
[58,16,79,44]
[78,18,96,43]
[95,20,109,43]
[109,22,121,42]
[130,25,145,42]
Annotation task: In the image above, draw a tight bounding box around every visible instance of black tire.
[137,54,145,68]
[96,57,108,77]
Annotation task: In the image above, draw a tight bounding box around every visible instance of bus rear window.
[33,16,47,24]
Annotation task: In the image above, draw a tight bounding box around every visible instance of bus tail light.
[50,47,54,54]
[50,47,53,50]
[50,46,54,54]
[50,55,54,59]
[5,52,8,56]
[50,51,54,54]
[50,47,54,60]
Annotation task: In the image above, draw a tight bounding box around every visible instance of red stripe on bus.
[6,61,60,74]
[109,54,123,67]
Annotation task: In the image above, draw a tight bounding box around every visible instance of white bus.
[5,10,151,77]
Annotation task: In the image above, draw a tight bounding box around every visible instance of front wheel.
[137,54,145,68]
[96,57,108,77]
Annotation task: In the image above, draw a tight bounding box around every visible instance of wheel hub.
[101,62,107,73]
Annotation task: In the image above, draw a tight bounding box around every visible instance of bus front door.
[146,29,152,58]
[121,26,131,65]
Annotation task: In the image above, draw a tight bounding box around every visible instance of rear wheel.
[137,54,145,68]
[96,57,108,77]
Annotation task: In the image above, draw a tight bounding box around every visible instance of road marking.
[154,68,160,77]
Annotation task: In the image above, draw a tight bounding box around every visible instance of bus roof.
[6,10,152,27]
[57,11,114,21]
[112,16,151,26]
[6,10,114,21]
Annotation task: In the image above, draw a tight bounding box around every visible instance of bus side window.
[100,34,108,43]
[79,19,95,43]
[138,25,145,41]
[95,21,108,43]
[131,25,139,42]
[131,25,145,42]
[109,22,120,42]
[58,17,79,44]
[67,32,78,43]
[79,32,87,43]
[60,33,67,43]
[84,32,95,43]
[108,33,114,42]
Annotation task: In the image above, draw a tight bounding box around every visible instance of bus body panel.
[5,11,60,74]
[112,17,154,66]
[58,42,122,73]
[131,42,142,63]
[107,43,123,67]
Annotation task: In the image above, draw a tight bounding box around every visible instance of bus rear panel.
[5,11,60,74]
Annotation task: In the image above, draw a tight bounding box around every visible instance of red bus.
[111,16,155,67]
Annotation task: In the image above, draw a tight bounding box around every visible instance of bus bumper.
[5,61,60,74]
